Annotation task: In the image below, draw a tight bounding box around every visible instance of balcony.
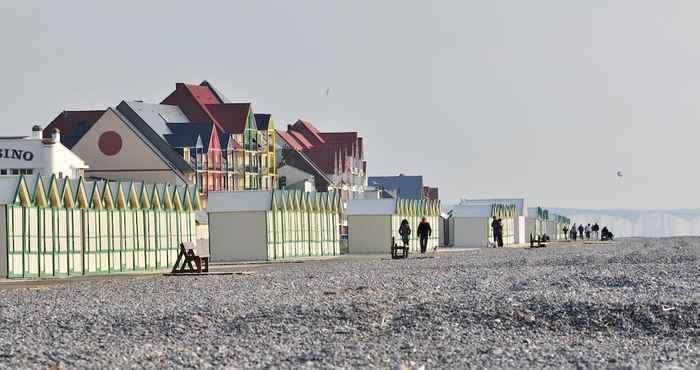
[245,166,259,173]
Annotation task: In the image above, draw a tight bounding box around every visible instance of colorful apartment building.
[43,81,276,197]
[161,82,276,191]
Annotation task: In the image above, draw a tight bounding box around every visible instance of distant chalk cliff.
[548,208,700,237]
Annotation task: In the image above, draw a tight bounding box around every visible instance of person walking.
[592,223,600,240]
[578,224,584,241]
[495,218,504,247]
[585,224,591,240]
[491,216,500,248]
[571,223,577,240]
[399,219,411,249]
[417,216,432,254]
[563,225,569,240]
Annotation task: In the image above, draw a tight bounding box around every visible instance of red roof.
[276,130,303,150]
[43,110,105,148]
[290,119,325,146]
[304,148,337,174]
[161,83,223,130]
[206,103,250,135]
[289,131,314,149]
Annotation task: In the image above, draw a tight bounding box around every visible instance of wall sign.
[0,149,34,161]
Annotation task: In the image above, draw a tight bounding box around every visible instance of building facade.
[43,81,277,197]
[0,126,88,179]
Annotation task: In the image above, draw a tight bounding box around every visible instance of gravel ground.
[1,237,699,369]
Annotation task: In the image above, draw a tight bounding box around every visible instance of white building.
[459,198,528,244]
[0,126,88,179]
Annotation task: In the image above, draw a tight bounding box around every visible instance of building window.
[0,169,6,175]
[11,169,19,175]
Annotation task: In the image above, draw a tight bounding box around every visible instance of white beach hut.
[459,198,528,244]
[525,207,549,240]
[207,190,341,262]
[347,198,441,254]
[448,203,517,248]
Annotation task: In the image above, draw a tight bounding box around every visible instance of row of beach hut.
[0,175,199,278]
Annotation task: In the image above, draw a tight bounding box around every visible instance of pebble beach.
[0,237,698,369]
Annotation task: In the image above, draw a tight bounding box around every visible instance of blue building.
[368,174,424,200]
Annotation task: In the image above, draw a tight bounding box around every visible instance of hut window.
[11,169,19,175]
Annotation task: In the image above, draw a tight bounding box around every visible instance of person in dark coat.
[399,219,411,248]
[592,223,600,240]
[578,224,584,240]
[491,216,499,248]
[571,223,577,240]
[496,218,504,247]
[563,225,569,240]
[417,216,432,254]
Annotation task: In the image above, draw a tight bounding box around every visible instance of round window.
[98,131,122,156]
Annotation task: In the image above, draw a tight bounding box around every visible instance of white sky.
[1,1,699,209]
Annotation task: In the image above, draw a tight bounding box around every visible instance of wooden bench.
[390,237,409,259]
[529,234,547,248]
[171,241,210,273]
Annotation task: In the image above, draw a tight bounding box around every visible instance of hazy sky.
[1,1,699,209]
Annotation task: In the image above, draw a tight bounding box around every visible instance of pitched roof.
[161,82,223,130]
[44,110,105,148]
[254,113,271,130]
[218,132,241,150]
[206,103,251,134]
[120,101,191,137]
[290,119,325,145]
[289,131,314,149]
[279,149,333,191]
[200,80,231,103]
[164,123,216,150]
[114,103,194,176]
[276,130,303,150]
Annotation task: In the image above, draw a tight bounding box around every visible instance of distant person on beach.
[399,219,411,248]
[578,224,584,241]
[491,216,500,247]
[417,217,432,254]
[585,224,591,240]
[563,225,569,240]
[497,218,504,247]
[601,226,614,241]
[571,223,577,240]
[592,223,600,240]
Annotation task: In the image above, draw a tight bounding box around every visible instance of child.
[399,219,411,248]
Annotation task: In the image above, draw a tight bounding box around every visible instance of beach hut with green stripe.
[0,175,197,278]
[447,202,517,248]
[347,198,441,254]
[207,190,340,262]
[526,207,549,240]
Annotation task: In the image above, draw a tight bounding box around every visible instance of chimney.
[32,125,42,139]
[51,128,61,144]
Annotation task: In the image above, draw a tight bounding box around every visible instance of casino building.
[0,126,88,179]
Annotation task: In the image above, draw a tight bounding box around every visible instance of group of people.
[398,217,433,253]
[491,216,505,248]
[562,222,614,241]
